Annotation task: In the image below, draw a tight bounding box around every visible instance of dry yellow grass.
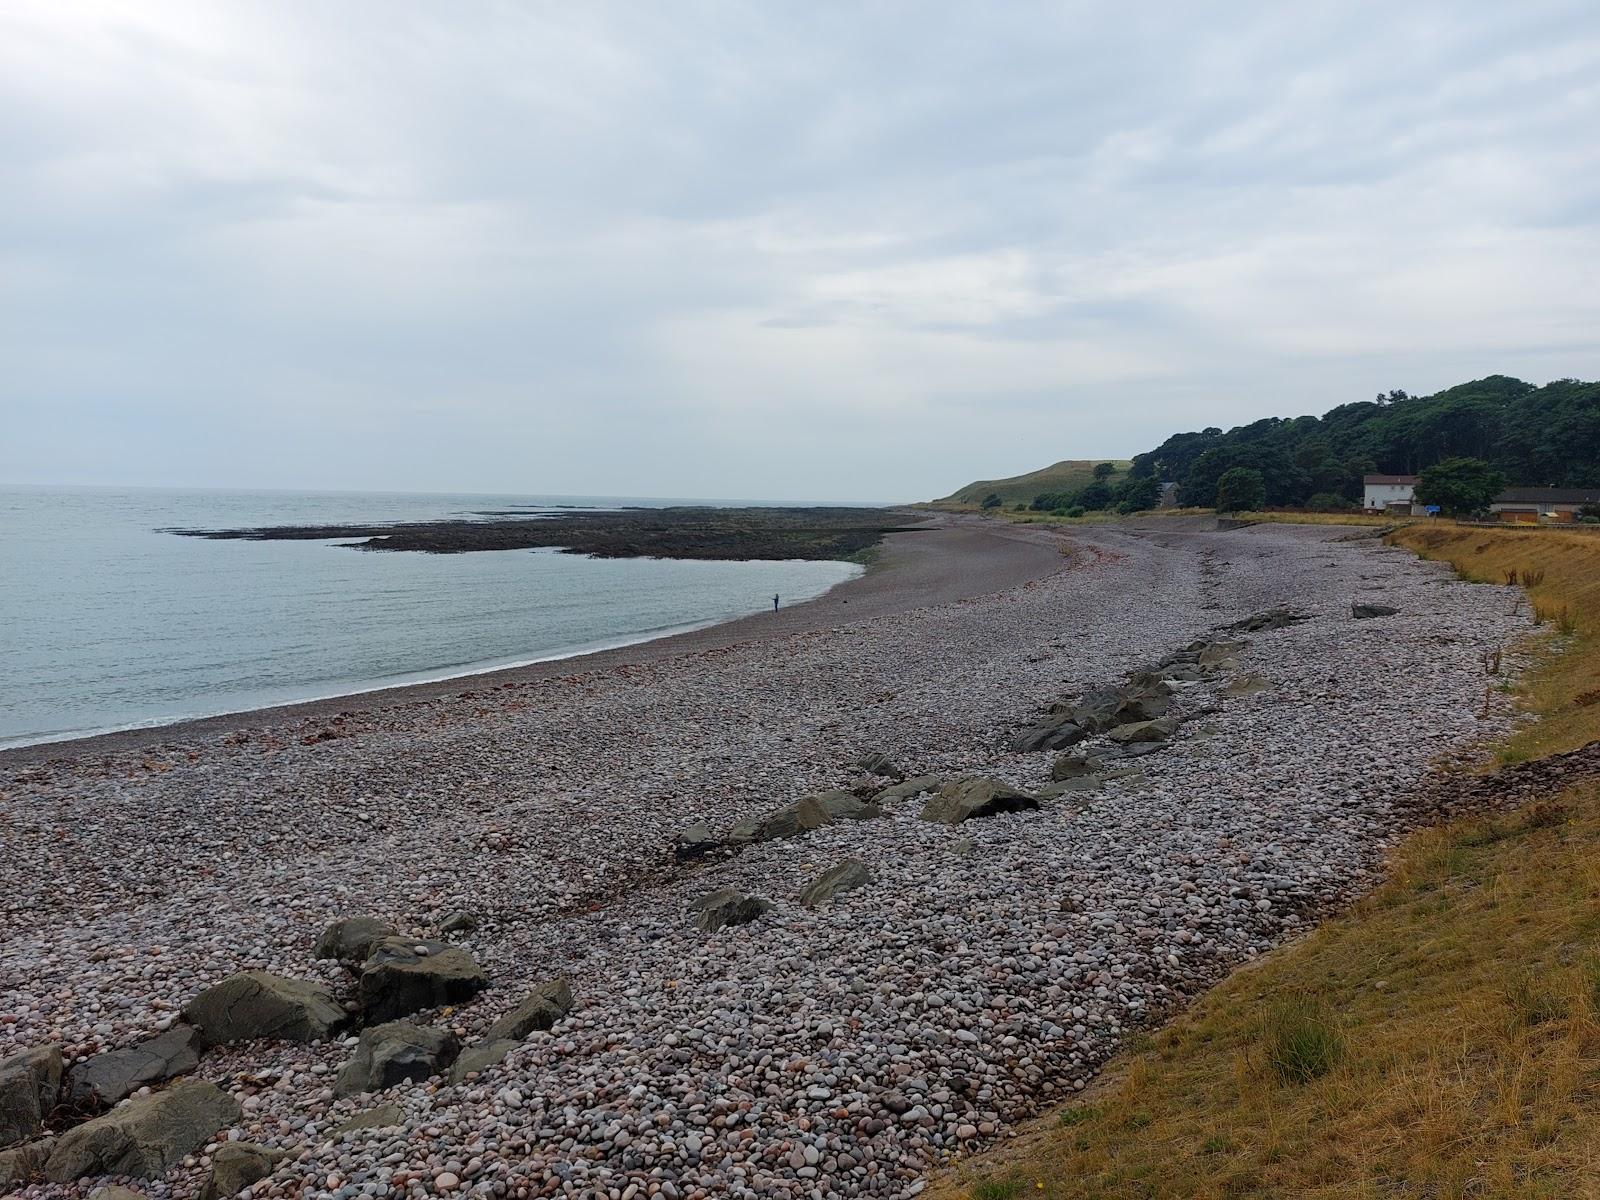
[931,524,1600,1200]
[933,783,1600,1200]
[1390,525,1600,761]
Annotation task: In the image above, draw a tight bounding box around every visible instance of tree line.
[1128,375,1600,510]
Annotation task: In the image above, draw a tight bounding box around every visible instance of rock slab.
[182,971,347,1048]
[483,978,575,1042]
[45,1079,240,1182]
[920,777,1040,825]
[358,939,488,1023]
[197,1141,283,1200]
[799,860,872,907]
[335,1022,460,1097]
[0,1044,61,1149]
[314,916,398,962]
[691,888,772,932]
[66,1025,203,1109]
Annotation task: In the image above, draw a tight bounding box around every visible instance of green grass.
[936,459,1133,508]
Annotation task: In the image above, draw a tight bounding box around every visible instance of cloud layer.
[4,1,1598,500]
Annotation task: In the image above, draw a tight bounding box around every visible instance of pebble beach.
[0,517,1529,1200]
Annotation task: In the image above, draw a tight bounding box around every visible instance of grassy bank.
[1391,525,1600,761]
[933,525,1600,1200]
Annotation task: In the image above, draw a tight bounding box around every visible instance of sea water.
[0,487,862,748]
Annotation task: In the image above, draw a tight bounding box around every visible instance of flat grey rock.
[335,1022,460,1097]
[690,888,772,932]
[197,1141,283,1200]
[357,939,488,1023]
[182,971,346,1048]
[45,1079,240,1181]
[483,978,574,1042]
[66,1024,202,1109]
[0,1044,61,1149]
[314,916,398,962]
[799,859,872,907]
[447,1039,520,1085]
[920,777,1039,825]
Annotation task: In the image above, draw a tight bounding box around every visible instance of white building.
[1363,474,1420,514]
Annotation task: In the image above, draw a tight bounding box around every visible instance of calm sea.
[0,487,863,749]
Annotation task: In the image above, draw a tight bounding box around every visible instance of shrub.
[980,493,1003,509]
[1261,995,1343,1083]
[1306,492,1352,511]
[1066,506,1085,518]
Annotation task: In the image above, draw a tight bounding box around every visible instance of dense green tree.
[980,493,1003,509]
[1215,467,1267,513]
[1306,492,1352,511]
[1130,376,1597,508]
[1075,479,1114,510]
[1093,461,1118,480]
[1113,474,1162,512]
[1414,457,1506,516]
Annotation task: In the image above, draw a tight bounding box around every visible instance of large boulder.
[483,978,574,1042]
[197,1141,283,1200]
[1050,752,1104,781]
[183,972,347,1048]
[1107,717,1179,744]
[358,939,488,1023]
[0,1137,53,1189]
[314,917,397,963]
[799,860,872,907]
[1011,716,1085,753]
[920,778,1040,825]
[0,1045,61,1149]
[446,1039,520,1085]
[725,791,879,846]
[45,1079,240,1182]
[690,888,772,932]
[66,1025,203,1110]
[335,1022,460,1097]
[851,752,903,780]
[872,775,941,805]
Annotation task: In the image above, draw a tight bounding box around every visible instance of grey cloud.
[2,0,1598,501]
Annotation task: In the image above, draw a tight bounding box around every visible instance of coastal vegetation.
[937,524,1600,1200]
[940,460,1133,509]
[1133,375,1599,509]
[169,506,921,563]
[938,375,1598,515]
[1391,525,1600,761]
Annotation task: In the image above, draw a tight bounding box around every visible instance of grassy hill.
[939,459,1133,507]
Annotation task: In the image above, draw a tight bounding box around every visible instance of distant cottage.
[1362,474,1420,514]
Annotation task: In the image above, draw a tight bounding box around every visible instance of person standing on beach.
[773,593,780,611]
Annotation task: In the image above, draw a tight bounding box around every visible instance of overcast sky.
[3,2,1597,502]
